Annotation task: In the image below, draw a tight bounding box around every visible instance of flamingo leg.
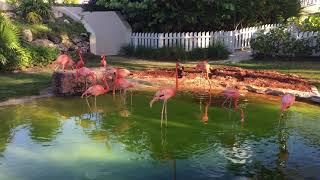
[222,97,230,108]
[95,96,97,111]
[130,90,133,107]
[165,100,168,126]
[85,96,92,112]
[54,65,60,71]
[161,100,165,127]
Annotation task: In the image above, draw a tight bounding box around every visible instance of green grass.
[0,71,51,101]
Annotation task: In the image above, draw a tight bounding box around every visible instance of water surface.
[0,92,320,179]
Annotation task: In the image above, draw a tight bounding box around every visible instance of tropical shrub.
[251,28,319,58]
[26,12,43,24]
[120,43,230,60]
[24,43,59,66]
[0,14,31,69]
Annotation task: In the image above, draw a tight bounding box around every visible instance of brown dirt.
[132,66,313,92]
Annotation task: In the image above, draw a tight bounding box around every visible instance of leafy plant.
[16,0,52,21]
[287,14,320,32]
[0,13,31,69]
[251,28,318,58]
[26,12,43,24]
[24,43,59,66]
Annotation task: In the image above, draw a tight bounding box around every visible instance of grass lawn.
[1,56,319,102]
[0,71,52,101]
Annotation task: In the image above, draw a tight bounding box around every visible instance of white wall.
[53,6,132,55]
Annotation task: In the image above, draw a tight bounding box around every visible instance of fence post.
[158,33,164,48]
[229,31,235,53]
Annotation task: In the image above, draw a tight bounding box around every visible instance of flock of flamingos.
[52,48,296,127]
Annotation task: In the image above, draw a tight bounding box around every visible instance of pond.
[0,92,320,179]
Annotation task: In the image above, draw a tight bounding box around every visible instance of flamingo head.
[149,98,157,108]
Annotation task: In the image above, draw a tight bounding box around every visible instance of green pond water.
[0,92,320,180]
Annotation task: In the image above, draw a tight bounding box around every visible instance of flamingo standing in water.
[53,53,74,71]
[281,93,295,116]
[76,48,85,69]
[194,60,212,93]
[150,62,180,127]
[76,67,97,90]
[81,77,110,110]
[101,54,107,68]
[112,68,131,94]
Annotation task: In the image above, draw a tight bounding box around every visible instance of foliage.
[251,28,319,58]
[26,12,43,24]
[287,14,320,32]
[23,43,59,67]
[0,13,31,70]
[120,44,230,60]
[97,0,300,32]
[14,0,52,22]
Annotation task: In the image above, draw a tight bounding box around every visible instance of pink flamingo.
[114,78,134,95]
[101,54,107,68]
[150,62,180,127]
[194,60,212,93]
[81,77,109,110]
[76,67,97,90]
[281,93,295,115]
[76,48,85,69]
[53,53,75,71]
[112,68,132,94]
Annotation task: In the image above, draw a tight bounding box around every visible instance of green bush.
[120,43,230,60]
[251,28,318,58]
[17,0,52,22]
[24,43,59,67]
[287,14,320,32]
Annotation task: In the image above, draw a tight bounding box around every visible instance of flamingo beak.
[149,99,155,108]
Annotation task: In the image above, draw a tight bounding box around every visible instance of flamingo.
[76,48,85,69]
[81,77,110,111]
[76,67,97,90]
[281,93,295,115]
[101,54,107,68]
[112,68,132,94]
[53,53,75,71]
[194,60,212,93]
[150,62,180,127]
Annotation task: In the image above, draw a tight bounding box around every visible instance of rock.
[22,29,33,42]
[57,44,68,52]
[265,89,284,96]
[80,33,89,38]
[31,39,56,48]
[63,19,70,24]
[72,37,82,44]
[246,86,265,94]
[310,96,320,104]
[53,10,63,19]
[47,34,61,44]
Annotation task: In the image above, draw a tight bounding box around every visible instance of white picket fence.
[301,0,320,7]
[130,24,280,52]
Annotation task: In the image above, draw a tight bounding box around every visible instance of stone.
[47,34,61,44]
[53,10,63,19]
[72,37,82,44]
[63,19,70,24]
[31,39,56,48]
[80,33,89,38]
[57,44,68,52]
[310,96,320,104]
[22,29,33,42]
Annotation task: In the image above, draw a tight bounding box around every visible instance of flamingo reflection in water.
[221,87,246,123]
[160,127,177,180]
